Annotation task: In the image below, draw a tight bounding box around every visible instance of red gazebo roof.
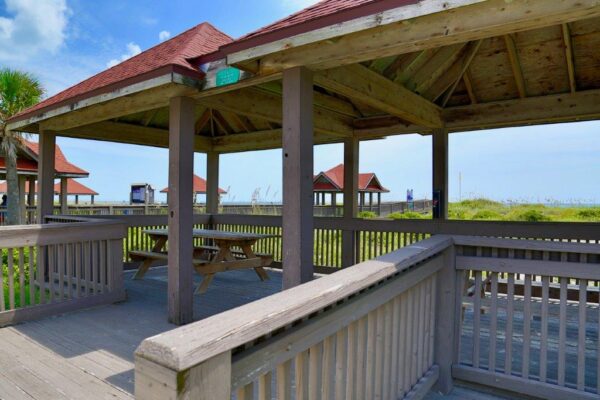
[161,175,226,195]
[314,164,389,193]
[0,140,88,178]
[11,23,232,124]
[0,178,98,196]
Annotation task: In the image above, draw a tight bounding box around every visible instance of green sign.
[216,67,241,87]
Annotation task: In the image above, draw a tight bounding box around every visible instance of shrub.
[472,210,502,220]
[515,209,550,222]
[358,211,377,219]
[456,198,503,208]
[388,211,427,220]
[576,208,600,220]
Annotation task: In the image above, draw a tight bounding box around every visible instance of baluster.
[236,382,253,400]
[308,343,322,400]
[354,318,367,400]
[7,248,14,309]
[521,274,532,379]
[540,276,549,382]
[335,328,348,400]
[322,335,336,400]
[258,371,272,400]
[29,246,35,306]
[489,272,498,372]
[18,248,25,307]
[578,279,587,391]
[558,276,567,386]
[473,271,482,368]
[504,273,515,375]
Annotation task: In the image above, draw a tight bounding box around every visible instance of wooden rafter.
[212,110,233,135]
[199,87,353,137]
[463,70,478,105]
[562,23,577,93]
[237,0,600,75]
[142,109,159,126]
[440,40,483,107]
[391,49,435,84]
[404,43,466,95]
[314,64,443,128]
[229,113,256,133]
[504,34,527,98]
[194,109,212,134]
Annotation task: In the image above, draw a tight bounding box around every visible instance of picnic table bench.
[129,229,276,294]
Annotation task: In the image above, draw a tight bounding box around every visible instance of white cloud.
[158,30,171,42]
[0,0,69,61]
[106,42,142,68]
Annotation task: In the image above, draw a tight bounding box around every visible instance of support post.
[167,96,196,325]
[331,193,337,216]
[377,192,382,216]
[27,177,35,206]
[282,66,314,288]
[37,130,56,223]
[206,152,220,216]
[342,137,359,268]
[432,128,449,219]
[18,175,26,223]
[434,246,458,394]
[75,195,79,205]
[91,195,95,205]
[60,177,68,214]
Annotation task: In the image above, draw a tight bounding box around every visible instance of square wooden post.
[168,96,196,325]
[206,152,220,216]
[27,176,35,206]
[433,128,449,219]
[18,175,26,224]
[37,130,56,224]
[342,137,358,268]
[60,177,68,214]
[282,66,314,289]
[434,245,458,393]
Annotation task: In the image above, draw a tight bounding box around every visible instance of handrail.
[135,234,453,372]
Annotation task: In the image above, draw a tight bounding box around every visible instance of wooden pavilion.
[0,178,98,205]
[3,1,600,399]
[160,174,226,203]
[0,139,90,215]
[314,163,389,210]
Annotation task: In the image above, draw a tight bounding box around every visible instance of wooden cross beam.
[314,64,443,128]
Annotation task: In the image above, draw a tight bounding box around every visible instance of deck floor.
[0,267,575,400]
[0,267,283,399]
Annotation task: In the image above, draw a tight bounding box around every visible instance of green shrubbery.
[358,211,378,219]
[388,211,428,220]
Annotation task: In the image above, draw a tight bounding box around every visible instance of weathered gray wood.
[432,128,448,219]
[452,365,599,400]
[135,351,231,400]
[60,178,68,215]
[342,137,358,268]
[37,130,56,223]
[282,66,314,288]
[433,247,456,393]
[404,365,440,400]
[167,96,196,325]
[206,152,220,215]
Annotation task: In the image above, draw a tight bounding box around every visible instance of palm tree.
[0,68,44,225]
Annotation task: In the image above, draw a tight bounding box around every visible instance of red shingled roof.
[217,0,419,56]
[161,174,226,195]
[0,140,88,177]
[0,179,98,196]
[11,22,232,123]
[314,164,389,193]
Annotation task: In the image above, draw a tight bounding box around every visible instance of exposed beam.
[354,89,600,135]
[42,83,197,132]
[392,49,435,84]
[212,110,234,135]
[434,40,483,106]
[562,23,577,93]
[240,0,600,75]
[198,87,353,137]
[60,121,212,152]
[211,129,342,153]
[463,70,478,105]
[194,109,212,134]
[142,109,159,126]
[504,34,527,98]
[256,81,360,118]
[314,64,443,128]
[405,43,466,95]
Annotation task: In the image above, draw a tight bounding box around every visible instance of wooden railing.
[0,215,126,327]
[134,233,599,400]
[134,235,455,399]
[453,236,600,400]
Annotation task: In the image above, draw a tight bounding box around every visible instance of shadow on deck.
[0,267,283,399]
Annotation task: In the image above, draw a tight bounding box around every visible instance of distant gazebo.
[0,178,98,205]
[313,164,389,211]
[161,174,226,203]
[0,139,90,214]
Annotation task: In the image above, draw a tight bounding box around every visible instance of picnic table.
[129,229,276,294]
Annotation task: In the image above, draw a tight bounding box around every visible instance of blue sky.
[1,0,599,204]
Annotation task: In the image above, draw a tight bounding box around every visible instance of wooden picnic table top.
[142,228,278,242]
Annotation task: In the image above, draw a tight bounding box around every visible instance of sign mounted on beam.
[216,67,241,87]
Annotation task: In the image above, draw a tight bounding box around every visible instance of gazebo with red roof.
[160,174,226,203]
[0,178,98,205]
[0,139,90,214]
[314,164,389,213]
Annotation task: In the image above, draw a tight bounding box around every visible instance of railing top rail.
[135,234,453,372]
[453,235,600,254]
[0,216,126,247]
